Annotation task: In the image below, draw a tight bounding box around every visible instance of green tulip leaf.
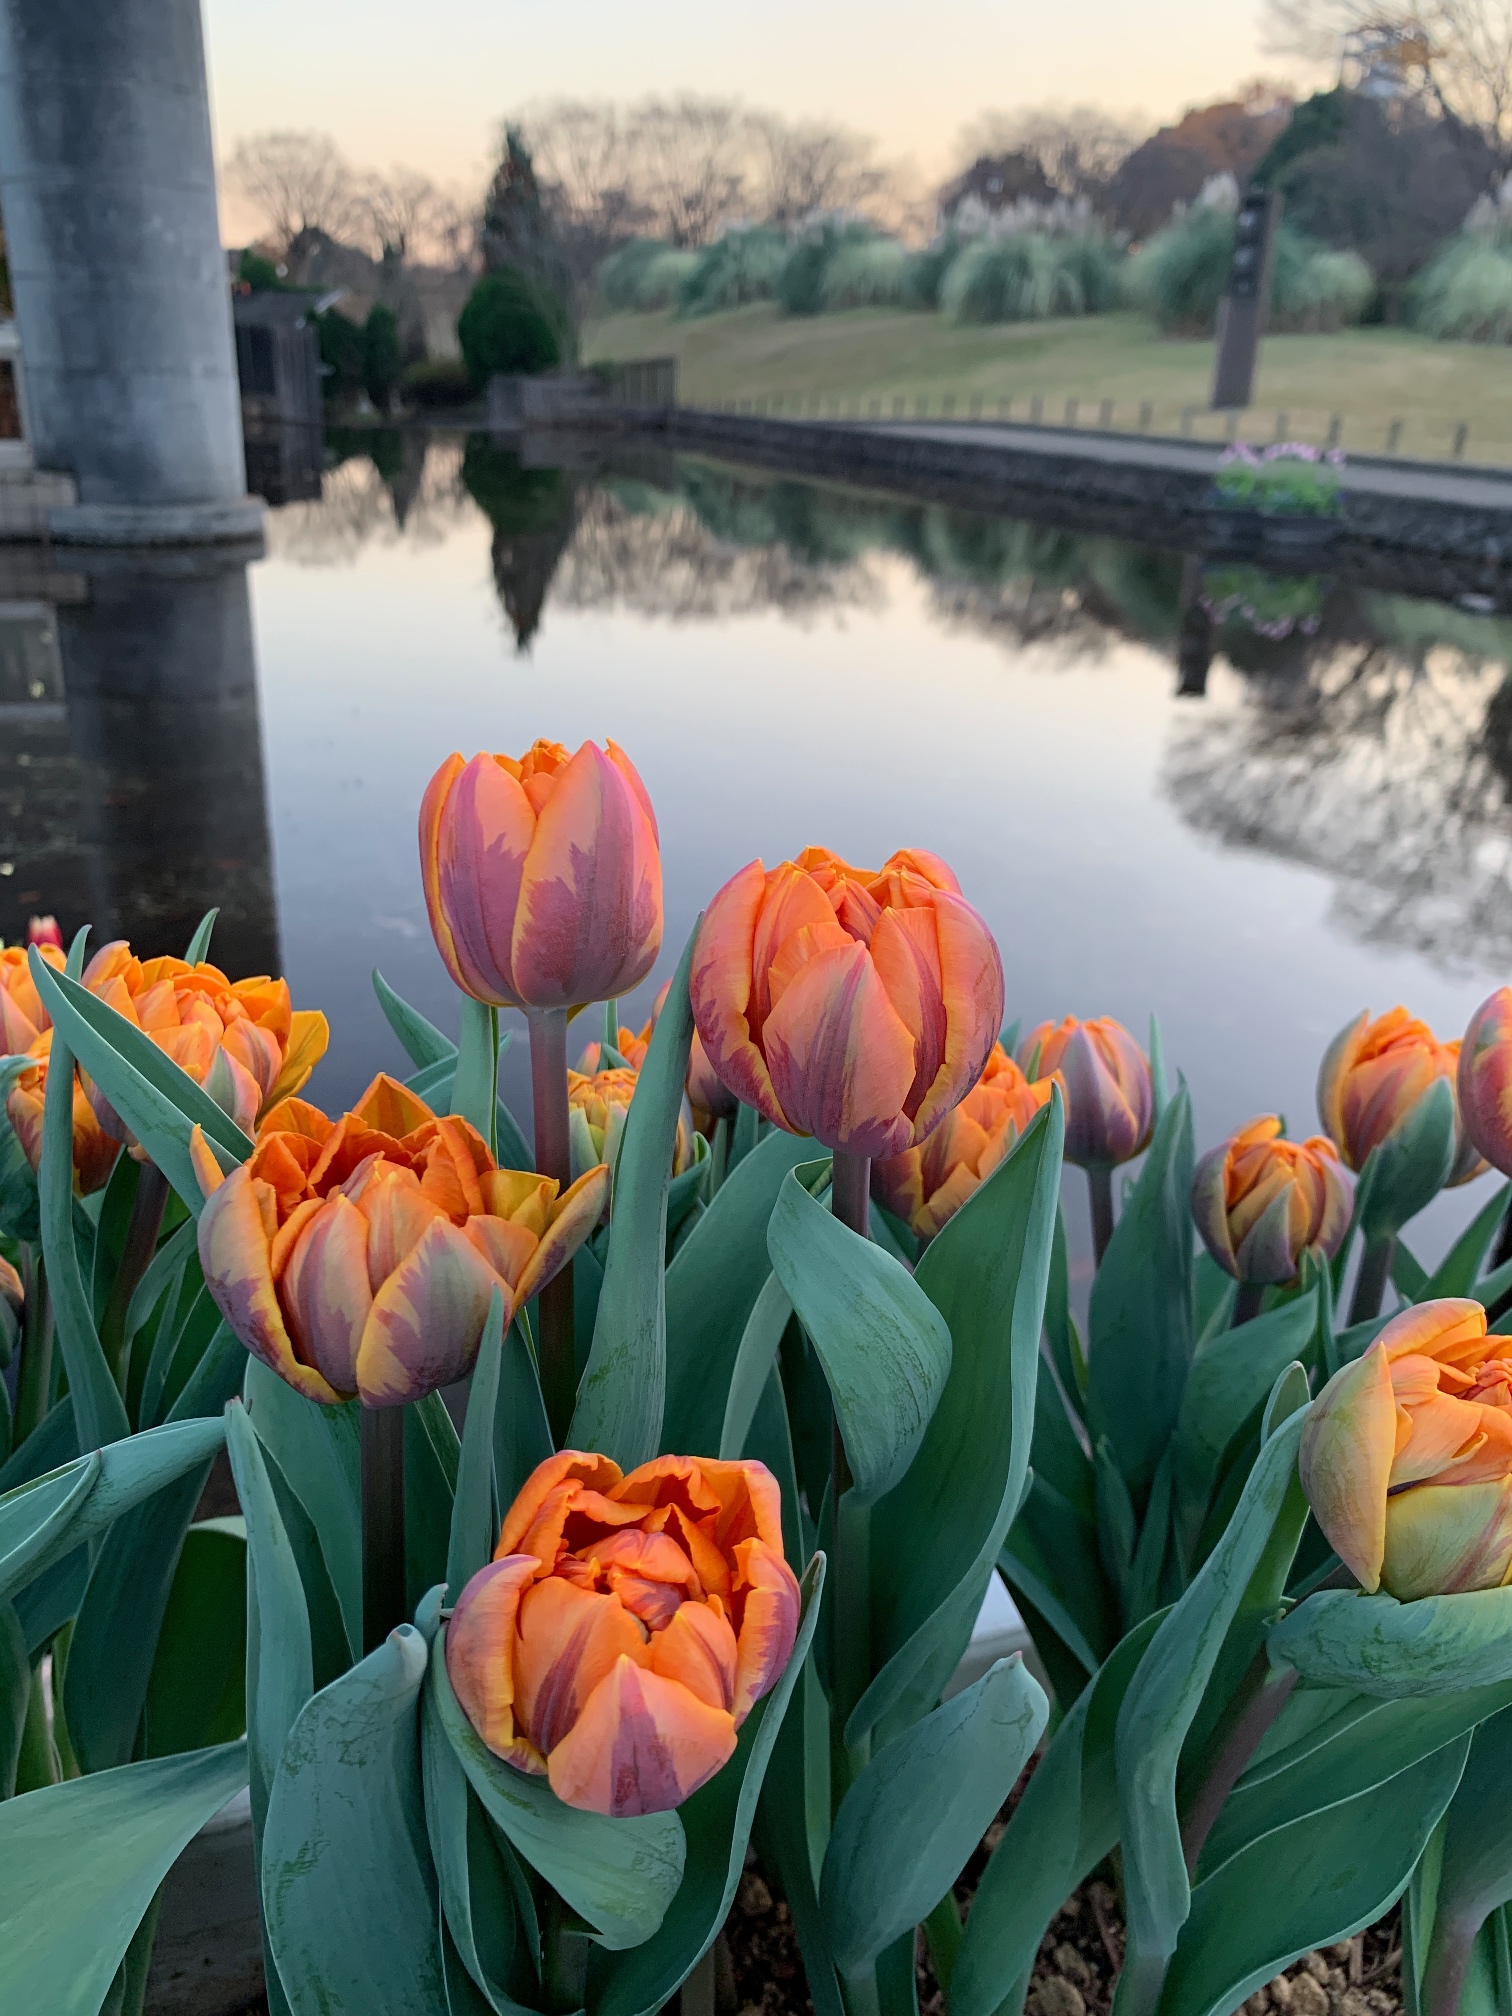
[141,1519,249,1757]
[757,1645,846,2016]
[244,1356,362,1653]
[571,924,697,1469]
[1117,1409,1308,1979]
[1087,1086,1195,1506]
[1424,1185,1512,1299]
[1360,1077,1457,1247]
[495,1319,553,1512]
[719,1271,794,1462]
[768,1162,953,1506]
[952,1614,1164,2016]
[183,908,219,965]
[452,999,500,1155]
[1270,1584,1512,1697]
[449,1290,505,1605]
[1415,1705,1512,2000]
[999,1467,1115,1695]
[822,1653,1047,1976]
[663,1127,812,1456]
[374,969,458,1070]
[429,1631,686,1951]
[408,1392,462,1619]
[0,1598,29,1797]
[28,955,254,1207]
[1157,1735,1470,2016]
[0,1397,76,1494]
[852,1098,1063,1746]
[262,1625,448,2013]
[593,1555,827,2016]
[0,1737,248,2016]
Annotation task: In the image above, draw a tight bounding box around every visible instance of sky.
[203,0,1281,229]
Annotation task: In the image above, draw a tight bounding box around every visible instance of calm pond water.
[6,429,1512,1277]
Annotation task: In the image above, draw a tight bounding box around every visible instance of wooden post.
[1212,187,1282,412]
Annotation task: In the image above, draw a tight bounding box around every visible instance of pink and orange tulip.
[446,1449,801,1816]
[1318,1006,1484,1186]
[1458,987,1512,1178]
[873,1043,1055,1240]
[197,1075,609,1407]
[1191,1116,1353,1286]
[567,1063,695,1195]
[419,740,663,1013]
[25,917,63,951]
[2,939,121,1196]
[1300,1299,1512,1600]
[690,846,1003,1161]
[1017,1015,1152,1169]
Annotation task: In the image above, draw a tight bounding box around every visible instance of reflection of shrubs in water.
[1201,566,1326,640]
[461,437,578,650]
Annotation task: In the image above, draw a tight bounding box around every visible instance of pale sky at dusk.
[203,0,1283,220]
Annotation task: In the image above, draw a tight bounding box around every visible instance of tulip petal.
[263,1009,331,1114]
[1299,1342,1399,1593]
[1232,1185,1302,1286]
[649,1598,738,1713]
[545,1655,736,1817]
[512,741,663,1009]
[903,891,1005,1145]
[354,1216,502,1406]
[1191,1141,1238,1276]
[514,1578,650,1754]
[497,1452,625,1561]
[189,1123,227,1200]
[690,860,790,1130]
[1381,1478,1512,1601]
[730,1536,801,1720]
[867,906,948,1124]
[198,1163,342,1406]
[446,1554,543,1767]
[1376,1299,1488,1368]
[425,752,536,1005]
[1317,1010,1369,1162]
[281,1193,375,1398]
[763,940,917,1159]
[514,1164,611,1305]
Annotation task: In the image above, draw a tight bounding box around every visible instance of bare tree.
[359,167,443,263]
[222,131,359,249]
[627,96,749,244]
[954,105,1147,203]
[748,114,892,224]
[1264,1,1512,171]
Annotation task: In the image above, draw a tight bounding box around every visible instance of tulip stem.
[829,1152,873,1782]
[1087,1166,1115,1267]
[361,1404,407,1653]
[1232,1281,1266,1328]
[15,1247,53,1447]
[1421,1908,1480,2016]
[100,1162,169,1389]
[709,1115,732,1197]
[1180,1663,1298,1874]
[1348,1234,1396,1326]
[528,1008,577,1446]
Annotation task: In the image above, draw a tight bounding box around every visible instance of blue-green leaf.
[262,1626,446,2013]
[495,1321,552,1511]
[244,1356,361,1653]
[141,1520,248,1757]
[1360,1079,1456,1246]
[375,969,457,1070]
[429,1632,685,1951]
[449,1290,504,1605]
[1415,1706,1512,1989]
[452,999,499,1155]
[571,926,697,1468]
[1270,1584,1512,1697]
[822,1654,1047,1974]
[1423,1183,1512,1298]
[719,1272,793,1462]
[768,1162,952,1506]
[0,1738,248,2016]
[184,910,219,965]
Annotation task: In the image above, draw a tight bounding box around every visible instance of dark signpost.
[1211,188,1282,413]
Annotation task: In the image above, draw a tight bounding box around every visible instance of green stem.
[1180,1664,1298,1875]
[1421,1905,1480,2016]
[50,1619,80,1778]
[116,1885,165,2016]
[681,1947,716,2016]
[923,1891,964,1992]
[528,1008,576,1446]
[543,1893,590,2014]
[1087,1164,1115,1266]
[361,1403,407,1653]
[1232,1280,1266,1327]
[14,1658,60,1793]
[100,1163,169,1390]
[1349,1234,1396,1326]
[829,1151,873,1791]
[14,1247,53,1446]
[840,1965,883,2016]
[709,1114,732,1198]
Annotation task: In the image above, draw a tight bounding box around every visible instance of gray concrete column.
[0,0,262,542]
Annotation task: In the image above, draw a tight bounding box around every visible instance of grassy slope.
[584,306,1512,462]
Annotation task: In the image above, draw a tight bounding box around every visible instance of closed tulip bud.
[197,1075,609,1407]
[1318,1006,1484,1186]
[6,1031,121,1197]
[81,942,328,1143]
[1018,1016,1152,1169]
[447,1449,801,1816]
[419,740,662,1013]
[566,1064,695,1203]
[0,938,61,1057]
[873,1043,1055,1240]
[687,1028,738,1132]
[1191,1116,1353,1286]
[690,845,1003,1160]
[25,917,63,951]
[1299,1298,1512,1600]
[1458,987,1512,1178]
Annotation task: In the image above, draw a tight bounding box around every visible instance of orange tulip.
[6,1029,121,1197]
[419,740,663,1013]
[1458,987,1512,1179]
[446,1449,801,1816]
[567,1063,695,1197]
[872,1043,1055,1239]
[196,1075,609,1407]
[0,940,59,1058]
[1300,1299,1512,1600]
[1191,1117,1353,1286]
[1318,1006,1484,1186]
[690,846,1003,1161]
[81,942,329,1143]
[0,1253,21,1312]
[1018,1015,1152,1169]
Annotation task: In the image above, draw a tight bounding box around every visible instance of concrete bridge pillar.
[0,0,262,543]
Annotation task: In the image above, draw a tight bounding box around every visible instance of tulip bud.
[873,1043,1055,1240]
[419,740,663,1013]
[1459,986,1512,1178]
[1299,1298,1512,1599]
[5,1032,121,1197]
[446,1449,801,1816]
[690,846,1003,1160]
[1191,1116,1352,1286]
[198,1075,610,1407]
[0,939,60,1057]
[687,1028,738,1131]
[25,916,63,951]
[567,1064,695,1203]
[1318,1006,1484,1186]
[1017,1016,1152,1169]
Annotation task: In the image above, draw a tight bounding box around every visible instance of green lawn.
[584,306,1512,464]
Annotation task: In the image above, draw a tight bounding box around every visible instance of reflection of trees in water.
[264,438,474,567]
[1164,625,1512,971]
[460,441,580,650]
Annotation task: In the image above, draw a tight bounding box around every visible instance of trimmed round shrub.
[777,222,878,315]
[678,228,788,316]
[821,238,912,309]
[596,240,700,313]
[402,357,478,408]
[457,269,563,386]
